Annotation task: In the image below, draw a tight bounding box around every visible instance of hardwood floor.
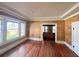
[1,40,78,57]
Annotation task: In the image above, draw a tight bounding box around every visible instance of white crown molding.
[30,3,79,21]
[28,19,62,21]
[32,16,61,19]
[29,16,62,21]
[0,3,79,21]
[61,3,79,18]
[0,3,30,20]
[0,5,23,18]
[63,12,79,20]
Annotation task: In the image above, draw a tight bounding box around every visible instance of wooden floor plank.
[1,40,78,57]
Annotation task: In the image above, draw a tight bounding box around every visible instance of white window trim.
[6,21,19,40]
[20,22,26,37]
[0,15,26,46]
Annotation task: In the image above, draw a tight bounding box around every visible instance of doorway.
[72,21,79,56]
[41,23,57,42]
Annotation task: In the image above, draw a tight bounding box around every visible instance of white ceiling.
[0,2,78,21]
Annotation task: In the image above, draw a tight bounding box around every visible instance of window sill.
[0,36,28,55]
[0,36,26,49]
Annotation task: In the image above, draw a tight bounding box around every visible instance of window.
[42,26,44,32]
[0,20,2,42]
[21,23,26,36]
[0,15,26,45]
[45,26,48,32]
[7,22,19,40]
[43,26,48,32]
[52,26,56,33]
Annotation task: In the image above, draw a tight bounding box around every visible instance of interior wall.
[65,14,79,45]
[26,21,30,37]
[28,20,65,41]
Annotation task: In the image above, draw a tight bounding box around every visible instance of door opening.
[41,23,57,43]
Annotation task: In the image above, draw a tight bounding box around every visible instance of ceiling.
[0,2,78,21]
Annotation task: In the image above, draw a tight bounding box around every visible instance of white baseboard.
[27,37,43,41]
[56,41,72,50]
[64,42,73,51]
[0,37,28,55]
[64,42,79,56]
[56,41,65,44]
[56,41,79,56]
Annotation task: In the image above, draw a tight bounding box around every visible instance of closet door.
[72,21,79,56]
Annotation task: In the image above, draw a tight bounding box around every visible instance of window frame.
[0,18,3,43]
[6,21,19,40]
[0,15,26,46]
[20,22,26,36]
[43,26,48,32]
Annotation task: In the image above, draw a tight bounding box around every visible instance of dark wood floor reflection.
[1,40,78,57]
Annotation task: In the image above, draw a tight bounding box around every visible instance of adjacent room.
[0,2,79,57]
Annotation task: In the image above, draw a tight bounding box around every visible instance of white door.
[72,21,79,56]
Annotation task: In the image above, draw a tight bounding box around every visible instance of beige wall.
[26,14,79,45]
[28,20,65,41]
[26,21,30,37]
[65,14,79,45]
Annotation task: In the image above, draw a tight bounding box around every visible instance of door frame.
[71,22,75,51]
[41,23,57,42]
